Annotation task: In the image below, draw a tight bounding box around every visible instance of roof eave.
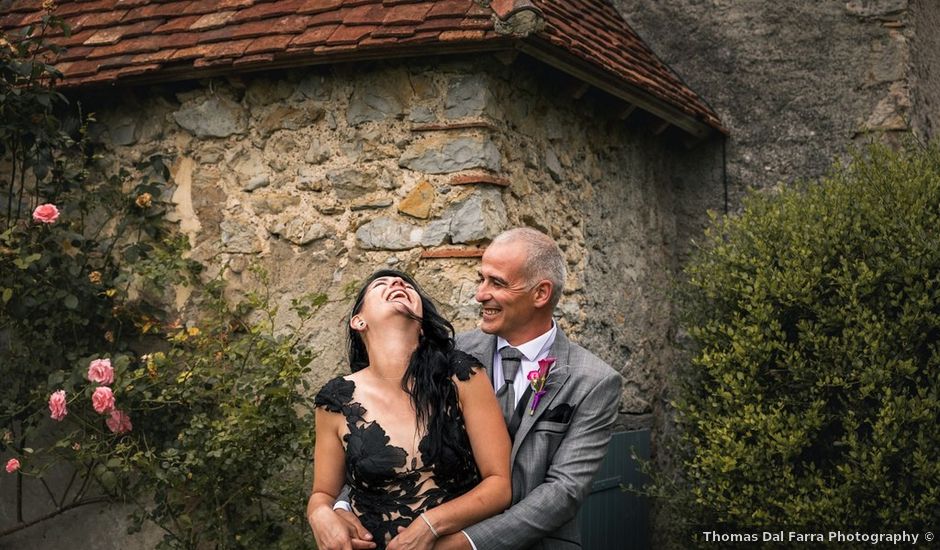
[57,38,519,91]
[516,37,727,139]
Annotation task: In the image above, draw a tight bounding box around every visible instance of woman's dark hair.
[347,270,460,460]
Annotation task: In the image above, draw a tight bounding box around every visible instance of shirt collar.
[496,321,557,362]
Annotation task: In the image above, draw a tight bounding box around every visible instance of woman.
[307,270,511,550]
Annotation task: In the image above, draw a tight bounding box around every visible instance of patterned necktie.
[496,347,524,424]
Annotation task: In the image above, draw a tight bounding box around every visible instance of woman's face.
[355,275,424,329]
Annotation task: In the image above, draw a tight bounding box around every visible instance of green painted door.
[579,430,650,549]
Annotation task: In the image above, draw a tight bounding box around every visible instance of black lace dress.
[314,351,482,549]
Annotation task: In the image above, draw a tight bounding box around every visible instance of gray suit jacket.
[456,328,622,550]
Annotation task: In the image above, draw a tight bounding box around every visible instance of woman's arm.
[388,368,511,550]
[307,407,376,550]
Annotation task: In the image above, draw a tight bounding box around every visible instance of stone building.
[616,0,940,205]
[1,0,726,546]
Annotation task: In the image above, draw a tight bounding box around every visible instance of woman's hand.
[386,517,437,550]
[308,506,376,550]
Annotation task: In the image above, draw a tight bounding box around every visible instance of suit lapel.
[510,328,573,464]
[458,330,497,384]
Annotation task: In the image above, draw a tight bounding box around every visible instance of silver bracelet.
[420,512,439,538]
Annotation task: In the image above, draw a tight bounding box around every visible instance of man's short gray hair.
[491,227,567,309]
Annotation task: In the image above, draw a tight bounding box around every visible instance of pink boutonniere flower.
[527,356,555,415]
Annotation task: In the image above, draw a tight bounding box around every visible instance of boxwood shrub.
[670,143,940,542]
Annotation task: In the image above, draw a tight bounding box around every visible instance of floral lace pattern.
[314,351,482,548]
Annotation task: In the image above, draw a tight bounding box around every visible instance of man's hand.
[432,533,472,550]
[308,506,375,550]
[387,520,436,550]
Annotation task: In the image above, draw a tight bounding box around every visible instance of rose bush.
[2,14,323,549]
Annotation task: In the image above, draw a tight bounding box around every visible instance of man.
[310,227,622,550]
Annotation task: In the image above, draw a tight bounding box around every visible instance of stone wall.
[911,0,940,138]
[615,0,938,205]
[82,54,723,427]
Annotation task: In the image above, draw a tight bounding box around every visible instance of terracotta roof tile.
[313,42,360,54]
[382,3,432,25]
[56,45,95,63]
[425,0,470,19]
[233,52,274,67]
[82,20,163,45]
[129,49,179,65]
[245,34,293,55]
[71,10,130,32]
[85,35,161,59]
[198,17,307,43]
[298,0,346,15]
[57,29,97,47]
[181,0,232,15]
[414,16,489,32]
[342,3,388,25]
[290,24,341,47]
[55,1,121,18]
[190,10,237,30]
[97,54,139,71]
[217,0,257,8]
[193,56,233,68]
[325,23,377,45]
[0,0,723,134]
[439,30,485,42]
[358,35,402,47]
[168,43,214,62]
[231,0,308,22]
[152,15,201,33]
[369,25,416,38]
[122,2,192,24]
[118,63,162,77]
[149,32,203,51]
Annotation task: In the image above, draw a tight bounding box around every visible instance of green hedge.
[669,143,940,541]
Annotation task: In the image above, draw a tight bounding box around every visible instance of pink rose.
[48,390,68,421]
[32,203,59,224]
[105,409,132,434]
[91,386,115,414]
[86,358,114,385]
[5,458,20,473]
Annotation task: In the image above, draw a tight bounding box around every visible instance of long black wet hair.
[348,269,460,449]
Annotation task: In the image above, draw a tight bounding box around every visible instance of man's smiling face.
[475,241,539,345]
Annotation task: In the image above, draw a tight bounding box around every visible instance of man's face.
[475,242,538,344]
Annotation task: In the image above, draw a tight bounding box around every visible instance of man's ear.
[532,280,553,308]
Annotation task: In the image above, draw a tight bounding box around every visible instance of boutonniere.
[526,357,555,415]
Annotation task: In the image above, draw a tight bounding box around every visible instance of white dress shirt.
[493,323,557,406]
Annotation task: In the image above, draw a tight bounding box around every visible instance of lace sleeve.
[449,350,483,382]
[314,377,355,413]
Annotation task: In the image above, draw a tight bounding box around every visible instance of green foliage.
[1,19,319,549]
[662,143,940,544]
[76,272,320,549]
